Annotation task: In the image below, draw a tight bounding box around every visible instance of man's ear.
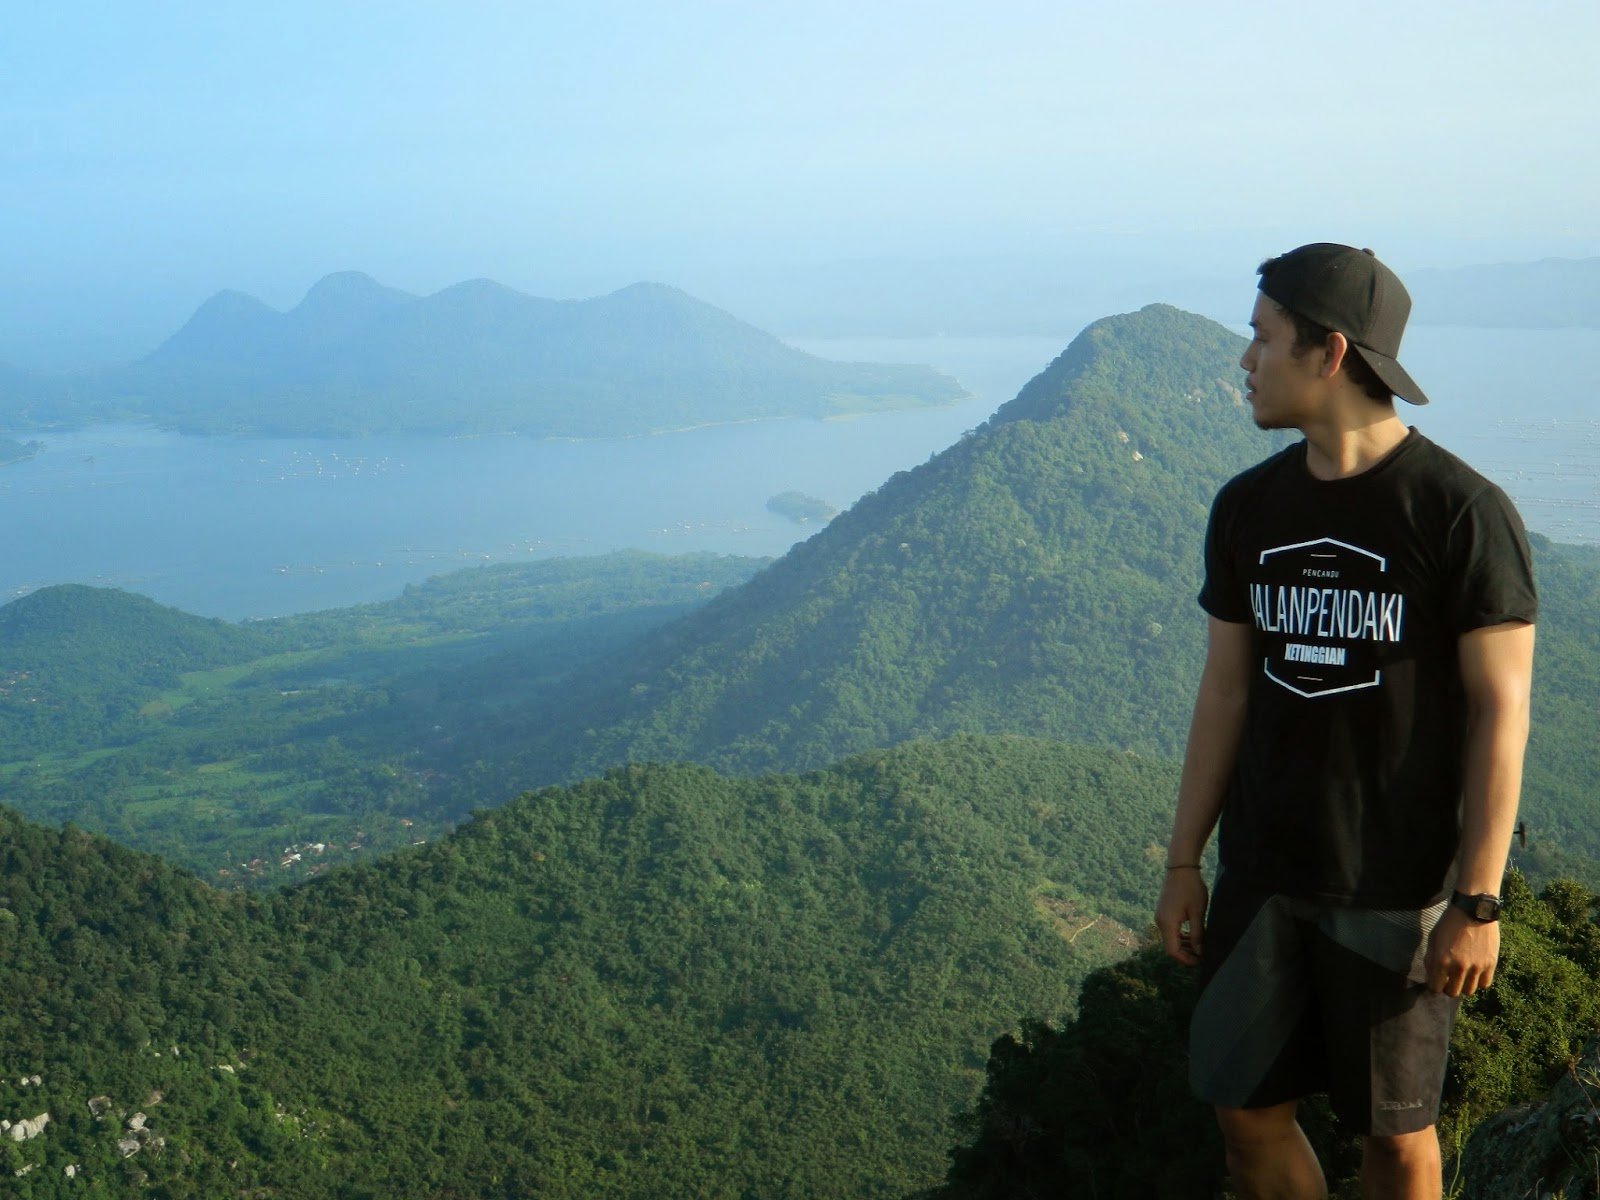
[1321,331,1351,379]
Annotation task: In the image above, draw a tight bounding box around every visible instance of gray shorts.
[1189,873,1459,1137]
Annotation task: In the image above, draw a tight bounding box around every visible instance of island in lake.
[0,273,969,440]
[767,491,839,523]
[0,435,42,467]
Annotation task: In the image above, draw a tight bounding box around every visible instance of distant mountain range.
[1406,257,1600,328]
[0,273,967,437]
[679,253,1600,338]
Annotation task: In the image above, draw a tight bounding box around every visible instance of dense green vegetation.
[0,735,1176,1197]
[1,274,968,437]
[5,299,1599,1196]
[0,552,765,882]
[11,306,1600,889]
[3,743,1597,1198]
[409,304,1600,879]
[473,305,1267,786]
[922,871,1600,1198]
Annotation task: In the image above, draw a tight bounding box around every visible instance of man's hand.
[1423,906,1500,997]
[1156,868,1209,967]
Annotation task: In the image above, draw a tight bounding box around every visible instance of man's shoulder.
[1399,431,1521,514]
[1215,441,1304,504]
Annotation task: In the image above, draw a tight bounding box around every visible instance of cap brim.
[1351,344,1429,406]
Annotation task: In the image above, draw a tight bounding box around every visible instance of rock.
[87,1095,113,1119]
[7,1112,49,1141]
[1458,1034,1600,1198]
[128,1112,147,1131]
[118,1136,142,1158]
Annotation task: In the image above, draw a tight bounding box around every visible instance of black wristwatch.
[1450,891,1502,923]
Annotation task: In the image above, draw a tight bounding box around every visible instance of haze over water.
[4,326,1595,621]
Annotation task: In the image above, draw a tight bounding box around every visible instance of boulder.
[1458,1035,1600,1198]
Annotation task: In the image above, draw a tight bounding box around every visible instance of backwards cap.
[1257,242,1430,406]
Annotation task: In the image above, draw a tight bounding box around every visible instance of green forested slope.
[6,737,1597,1198]
[1517,538,1600,883]
[0,585,275,753]
[13,304,1600,882]
[0,735,1175,1197]
[441,306,1600,877]
[481,304,1265,783]
[0,553,765,881]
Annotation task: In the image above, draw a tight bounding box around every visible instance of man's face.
[1240,293,1325,431]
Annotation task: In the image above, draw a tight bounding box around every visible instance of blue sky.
[5,0,1599,365]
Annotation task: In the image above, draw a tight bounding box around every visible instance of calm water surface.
[2,327,1595,620]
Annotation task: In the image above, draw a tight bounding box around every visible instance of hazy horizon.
[5,1,1599,368]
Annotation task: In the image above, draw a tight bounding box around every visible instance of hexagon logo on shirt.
[1247,537,1406,699]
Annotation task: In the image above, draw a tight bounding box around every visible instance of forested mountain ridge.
[477,304,1272,782]
[0,585,275,754]
[1,274,968,437]
[6,735,1599,1197]
[433,304,1600,878]
[10,304,1600,880]
[0,734,1177,1196]
[0,584,268,680]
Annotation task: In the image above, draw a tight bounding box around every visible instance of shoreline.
[10,395,976,449]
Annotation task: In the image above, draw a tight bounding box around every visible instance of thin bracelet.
[1165,863,1202,871]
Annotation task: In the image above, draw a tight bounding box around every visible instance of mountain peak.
[431,277,530,303]
[606,280,692,301]
[187,288,277,324]
[992,303,1245,427]
[143,288,280,363]
[292,271,415,312]
[286,272,417,343]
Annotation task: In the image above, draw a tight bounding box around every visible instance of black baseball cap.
[1256,242,1430,406]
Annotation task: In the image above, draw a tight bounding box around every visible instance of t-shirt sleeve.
[1198,484,1253,623]
[1448,483,1539,632]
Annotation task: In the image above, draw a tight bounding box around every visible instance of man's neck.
[1302,412,1411,481]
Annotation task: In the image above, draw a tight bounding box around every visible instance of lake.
[2,325,1596,620]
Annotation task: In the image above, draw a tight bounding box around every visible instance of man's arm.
[1424,619,1536,997]
[1156,616,1253,966]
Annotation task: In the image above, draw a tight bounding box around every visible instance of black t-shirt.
[1199,430,1537,907]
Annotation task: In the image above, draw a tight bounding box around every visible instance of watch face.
[1456,892,1500,921]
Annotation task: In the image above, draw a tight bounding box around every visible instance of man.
[1155,243,1537,1199]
